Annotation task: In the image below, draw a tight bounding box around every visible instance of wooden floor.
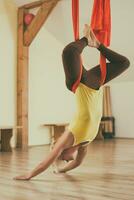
[0,139,134,200]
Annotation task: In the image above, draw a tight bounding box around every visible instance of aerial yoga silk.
[72,0,111,92]
[71,0,82,92]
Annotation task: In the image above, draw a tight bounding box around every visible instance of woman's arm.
[14,131,73,180]
[14,144,62,180]
[57,145,88,173]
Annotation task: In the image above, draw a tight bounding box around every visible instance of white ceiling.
[13,0,134,82]
[14,0,35,7]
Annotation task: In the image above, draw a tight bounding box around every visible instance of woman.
[14,25,130,180]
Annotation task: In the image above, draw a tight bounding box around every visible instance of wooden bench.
[42,123,69,149]
[42,118,115,147]
[0,126,22,152]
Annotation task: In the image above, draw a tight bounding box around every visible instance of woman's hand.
[53,168,66,174]
[13,173,31,181]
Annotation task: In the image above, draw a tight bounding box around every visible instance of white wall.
[109,82,134,138]
[0,0,76,146]
[45,0,134,82]
[81,0,134,139]
[1,0,134,146]
[26,0,134,145]
[29,28,76,146]
[0,0,17,126]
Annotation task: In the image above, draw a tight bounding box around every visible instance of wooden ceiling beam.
[24,0,60,46]
[20,0,60,10]
[20,0,44,9]
[17,0,61,148]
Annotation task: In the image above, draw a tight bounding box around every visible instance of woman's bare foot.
[83,24,90,40]
[83,24,100,48]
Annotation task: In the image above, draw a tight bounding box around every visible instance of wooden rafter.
[17,0,60,148]
[20,0,45,9]
[17,8,29,149]
[20,0,56,9]
[24,0,60,46]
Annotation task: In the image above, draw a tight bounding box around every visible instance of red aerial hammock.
[71,0,83,92]
[71,0,111,92]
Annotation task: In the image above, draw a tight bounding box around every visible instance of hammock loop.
[71,0,111,87]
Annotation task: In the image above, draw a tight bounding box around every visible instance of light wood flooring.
[0,139,134,200]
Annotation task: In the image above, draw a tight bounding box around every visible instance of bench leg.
[1,129,12,152]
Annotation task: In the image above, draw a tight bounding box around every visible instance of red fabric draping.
[72,0,111,90]
[91,0,111,84]
[72,0,82,92]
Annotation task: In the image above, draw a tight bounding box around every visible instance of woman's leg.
[62,37,88,91]
[99,44,130,84]
[14,131,74,180]
[80,26,130,89]
[84,44,130,89]
[81,25,130,89]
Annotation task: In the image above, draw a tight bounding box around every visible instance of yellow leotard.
[68,83,103,146]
